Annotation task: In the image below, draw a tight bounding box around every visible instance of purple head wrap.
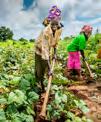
[47,5,61,21]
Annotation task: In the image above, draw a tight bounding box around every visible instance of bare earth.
[68,81,101,122]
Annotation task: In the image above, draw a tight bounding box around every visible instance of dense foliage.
[0,27,13,41]
[0,34,100,121]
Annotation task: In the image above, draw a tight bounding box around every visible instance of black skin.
[80,32,89,61]
[80,50,85,61]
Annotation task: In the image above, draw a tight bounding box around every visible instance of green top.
[67,33,86,52]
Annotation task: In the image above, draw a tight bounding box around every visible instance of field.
[0,38,101,122]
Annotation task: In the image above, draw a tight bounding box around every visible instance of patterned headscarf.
[47,5,61,21]
[81,25,93,33]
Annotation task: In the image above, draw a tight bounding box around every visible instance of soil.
[35,66,101,122]
[35,80,101,122]
[68,81,101,122]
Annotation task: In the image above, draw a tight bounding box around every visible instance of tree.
[29,39,35,42]
[0,26,13,41]
[19,38,28,42]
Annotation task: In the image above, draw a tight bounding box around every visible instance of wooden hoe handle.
[84,60,94,78]
[40,58,55,119]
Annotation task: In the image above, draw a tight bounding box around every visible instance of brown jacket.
[35,24,62,60]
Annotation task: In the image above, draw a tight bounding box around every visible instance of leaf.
[62,94,67,103]
[14,90,27,104]
[0,98,7,104]
[47,104,52,112]
[66,112,74,120]
[24,74,34,82]
[51,85,59,91]
[8,77,21,86]
[86,119,93,122]
[81,106,89,113]
[8,113,22,122]
[55,92,62,104]
[28,91,39,102]
[8,90,26,105]
[53,110,60,119]
[8,92,17,104]
[11,117,22,122]
[74,117,82,122]
[26,106,35,115]
[74,100,79,106]
[6,103,18,114]
[79,100,86,106]
[0,109,6,121]
[25,115,34,122]
[19,78,30,91]
[78,100,89,113]
[20,113,34,122]
[65,119,71,122]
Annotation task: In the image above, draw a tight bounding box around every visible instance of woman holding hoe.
[35,6,63,92]
[67,25,93,81]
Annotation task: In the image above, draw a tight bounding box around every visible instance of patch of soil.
[68,81,101,122]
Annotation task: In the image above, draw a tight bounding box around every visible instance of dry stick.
[39,57,56,119]
[84,60,94,78]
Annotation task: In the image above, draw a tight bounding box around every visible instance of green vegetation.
[0,27,13,41]
[0,32,100,121]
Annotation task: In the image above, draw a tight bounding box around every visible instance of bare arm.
[80,50,85,61]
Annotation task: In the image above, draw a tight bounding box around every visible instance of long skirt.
[67,51,81,70]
